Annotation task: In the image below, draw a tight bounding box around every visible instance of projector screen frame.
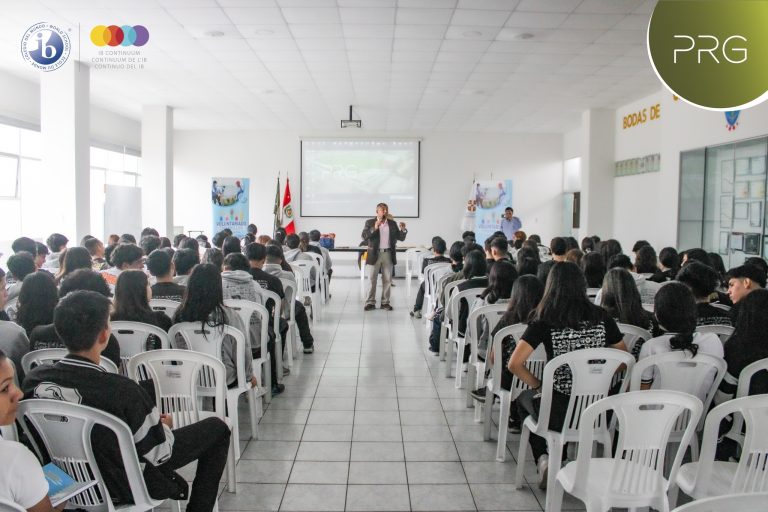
[299,138,421,218]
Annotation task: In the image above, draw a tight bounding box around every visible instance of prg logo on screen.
[20,22,71,71]
[90,25,149,47]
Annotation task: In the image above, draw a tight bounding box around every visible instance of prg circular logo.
[21,22,71,71]
[90,25,149,47]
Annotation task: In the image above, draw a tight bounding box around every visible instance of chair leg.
[496,398,511,462]
[466,365,476,407]
[548,479,565,512]
[439,324,447,362]
[545,440,564,512]
[275,333,284,385]
[689,435,700,462]
[226,395,242,460]
[226,434,237,492]
[454,343,464,389]
[247,387,260,440]
[483,391,494,441]
[284,327,294,369]
[515,425,530,488]
[445,337,454,378]
[264,356,272,405]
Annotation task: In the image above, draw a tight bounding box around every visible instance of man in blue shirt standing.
[500,207,522,239]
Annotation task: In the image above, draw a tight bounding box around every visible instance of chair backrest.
[291,260,319,292]
[306,252,325,275]
[671,492,768,512]
[466,304,508,362]
[616,323,653,356]
[586,288,600,299]
[725,359,768,447]
[110,321,170,372]
[21,349,118,375]
[259,289,282,342]
[127,349,227,428]
[149,299,181,320]
[709,303,732,312]
[0,498,24,512]
[17,399,161,512]
[168,322,247,390]
[446,287,484,328]
[695,325,735,343]
[223,299,270,353]
[571,390,702,498]
[424,262,452,296]
[489,323,546,399]
[696,395,768,495]
[405,248,426,274]
[538,348,636,439]
[415,252,429,280]
[279,279,297,320]
[3,297,19,322]
[441,279,465,310]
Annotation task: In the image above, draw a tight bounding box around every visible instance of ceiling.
[0,0,660,132]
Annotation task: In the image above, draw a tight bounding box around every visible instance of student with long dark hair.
[637,282,723,389]
[600,268,659,356]
[457,251,488,339]
[581,251,606,289]
[677,262,732,326]
[15,272,58,337]
[55,246,93,285]
[508,262,627,488]
[112,270,173,332]
[173,264,259,391]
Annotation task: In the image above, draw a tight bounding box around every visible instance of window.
[0,122,41,244]
[90,145,141,240]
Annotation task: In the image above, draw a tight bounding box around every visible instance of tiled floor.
[213,277,585,511]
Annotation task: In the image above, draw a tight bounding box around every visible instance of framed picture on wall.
[736,158,751,176]
[749,180,765,199]
[720,195,733,228]
[750,156,765,175]
[735,201,749,220]
[721,160,735,193]
[735,180,750,199]
[731,232,744,251]
[745,233,761,255]
[719,231,730,255]
[750,201,763,227]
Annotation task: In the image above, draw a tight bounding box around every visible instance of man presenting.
[500,207,522,240]
[362,203,407,311]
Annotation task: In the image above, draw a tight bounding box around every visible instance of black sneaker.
[364,304,375,311]
[303,346,314,354]
[283,367,291,377]
[380,304,393,311]
[470,387,487,403]
[271,383,285,396]
[508,417,522,434]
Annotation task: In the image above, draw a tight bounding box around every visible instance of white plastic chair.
[3,297,18,322]
[280,279,300,364]
[168,322,255,460]
[17,399,166,511]
[586,288,600,299]
[149,299,181,320]
[445,287,484,382]
[423,262,453,319]
[709,303,732,313]
[21,348,119,374]
[404,248,427,294]
[676,395,768,500]
[110,321,170,374]
[305,252,328,304]
[514,347,636,510]
[415,252,428,283]
[630,351,726,461]
[724,359,768,449]
[466,303,508,405]
[482,323,545,461]
[127,349,237,493]
[260,288,284,384]
[616,323,652,356]
[551,390,703,512]
[291,264,315,326]
[437,279,466,362]
[671,492,768,512]
[695,325,734,344]
[0,499,24,512]
[291,260,321,317]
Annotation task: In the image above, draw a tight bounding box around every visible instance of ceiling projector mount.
[341,105,362,128]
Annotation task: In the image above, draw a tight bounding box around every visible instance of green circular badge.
[648,0,768,110]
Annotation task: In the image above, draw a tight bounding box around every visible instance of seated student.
[638,282,723,391]
[23,291,230,510]
[653,247,680,283]
[55,247,92,285]
[112,270,173,335]
[179,236,200,254]
[201,248,224,272]
[426,242,473,353]
[172,248,199,286]
[172,233,187,249]
[515,247,540,277]
[6,251,36,302]
[264,243,297,281]
[299,232,322,256]
[708,252,728,287]
[0,349,59,512]
[42,233,68,271]
[726,264,766,305]
[274,228,288,249]
[599,239,622,266]
[257,234,271,245]
[221,253,262,303]
[100,243,144,293]
[744,256,768,276]
[580,236,595,253]
[565,248,583,266]
[308,230,333,281]
[600,268,659,357]
[16,272,58,338]
[599,253,660,305]
[173,264,258,391]
[457,251,489,339]
[465,260,517,364]
[677,262,732,326]
[29,269,121,368]
[284,234,314,264]
[490,236,513,265]
[141,227,160,239]
[211,231,228,250]
[221,236,241,257]
[0,268,31,382]
[536,237,567,283]
[140,235,162,257]
[159,237,172,249]
[84,237,109,271]
[195,234,210,249]
[148,250,186,302]
[34,242,48,271]
[631,240,650,258]
[635,245,666,283]
[411,237,451,318]
[509,262,627,488]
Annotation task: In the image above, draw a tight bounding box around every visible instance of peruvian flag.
[282,178,296,234]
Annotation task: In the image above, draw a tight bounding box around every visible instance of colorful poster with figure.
[474,179,513,243]
[212,177,249,237]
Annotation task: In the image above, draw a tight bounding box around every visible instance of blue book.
[43,463,97,507]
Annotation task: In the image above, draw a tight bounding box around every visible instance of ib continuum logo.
[90,25,149,47]
[20,22,71,72]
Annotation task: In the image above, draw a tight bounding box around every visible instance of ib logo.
[20,22,71,72]
[648,0,768,110]
[90,25,149,47]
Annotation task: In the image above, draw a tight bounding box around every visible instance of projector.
[341,105,361,128]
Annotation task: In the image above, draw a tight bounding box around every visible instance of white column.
[579,109,616,238]
[140,106,173,236]
[38,60,90,242]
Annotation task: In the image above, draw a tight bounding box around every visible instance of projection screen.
[300,139,420,217]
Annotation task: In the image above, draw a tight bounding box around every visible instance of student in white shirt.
[0,348,57,512]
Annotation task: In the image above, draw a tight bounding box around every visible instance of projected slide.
[301,139,420,217]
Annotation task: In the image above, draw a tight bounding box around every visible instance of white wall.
[613,89,768,252]
[173,130,565,247]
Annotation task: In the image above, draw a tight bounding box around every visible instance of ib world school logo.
[20,22,71,71]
